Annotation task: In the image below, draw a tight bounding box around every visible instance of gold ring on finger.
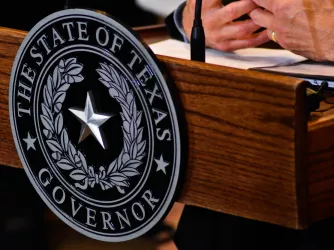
[271,30,277,43]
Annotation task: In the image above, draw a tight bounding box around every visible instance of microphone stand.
[191,0,205,62]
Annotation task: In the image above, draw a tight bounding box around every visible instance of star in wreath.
[40,58,146,194]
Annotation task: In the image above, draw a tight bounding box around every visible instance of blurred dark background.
[0,0,158,31]
[0,165,47,249]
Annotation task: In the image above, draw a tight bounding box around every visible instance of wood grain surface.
[0,25,320,229]
[157,56,308,229]
[308,104,334,224]
[0,27,26,168]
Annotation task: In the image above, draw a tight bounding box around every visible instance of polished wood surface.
[0,25,333,230]
[157,56,308,229]
[308,102,334,224]
[0,27,25,168]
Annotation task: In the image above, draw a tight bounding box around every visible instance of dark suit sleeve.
[165,1,188,42]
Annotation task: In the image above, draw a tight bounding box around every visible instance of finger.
[218,19,262,41]
[251,0,276,13]
[214,0,258,25]
[249,8,274,29]
[214,30,270,52]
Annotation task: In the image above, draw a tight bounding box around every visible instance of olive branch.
[40,58,146,194]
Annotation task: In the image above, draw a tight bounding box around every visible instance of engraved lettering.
[17,103,31,117]
[156,128,172,141]
[136,66,153,87]
[131,202,145,221]
[86,208,97,227]
[30,46,43,66]
[101,212,116,230]
[71,197,83,217]
[116,209,131,229]
[128,50,142,69]
[38,168,53,187]
[21,63,36,84]
[96,27,109,46]
[52,28,66,48]
[37,34,51,55]
[142,190,159,210]
[62,22,75,41]
[77,21,89,41]
[145,84,162,104]
[152,108,167,125]
[110,34,123,53]
[52,186,66,204]
[17,81,32,102]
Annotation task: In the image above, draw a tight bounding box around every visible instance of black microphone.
[191,0,205,62]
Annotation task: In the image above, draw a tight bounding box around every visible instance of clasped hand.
[183,0,334,62]
[183,0,270,51]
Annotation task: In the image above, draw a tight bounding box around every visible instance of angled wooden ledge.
[0,25,332,230]
[156,55,308,229]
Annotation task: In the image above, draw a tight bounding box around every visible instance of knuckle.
[216,43,230,52]
[208,30,222,44]
[211,35,221,46]
[245,40,253,48]
[241,39,253,49]
[278,36,288,48]
[206,35,219,48]
[276,1,289,15]
[237,25,249,37]
[272,21,284,34]
[271,20,278,30]
[204,18,215,30]
[225,6,235,21]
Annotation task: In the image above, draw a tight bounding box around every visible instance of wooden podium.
[1,24,334,233]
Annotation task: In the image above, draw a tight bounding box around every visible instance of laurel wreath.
[40,57,146,194]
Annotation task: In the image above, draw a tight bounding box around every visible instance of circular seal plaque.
[9,9,186,242]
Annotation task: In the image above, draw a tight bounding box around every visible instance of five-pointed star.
[23,132,37,151]
[154,154,169,175]
[69,91,114,149]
